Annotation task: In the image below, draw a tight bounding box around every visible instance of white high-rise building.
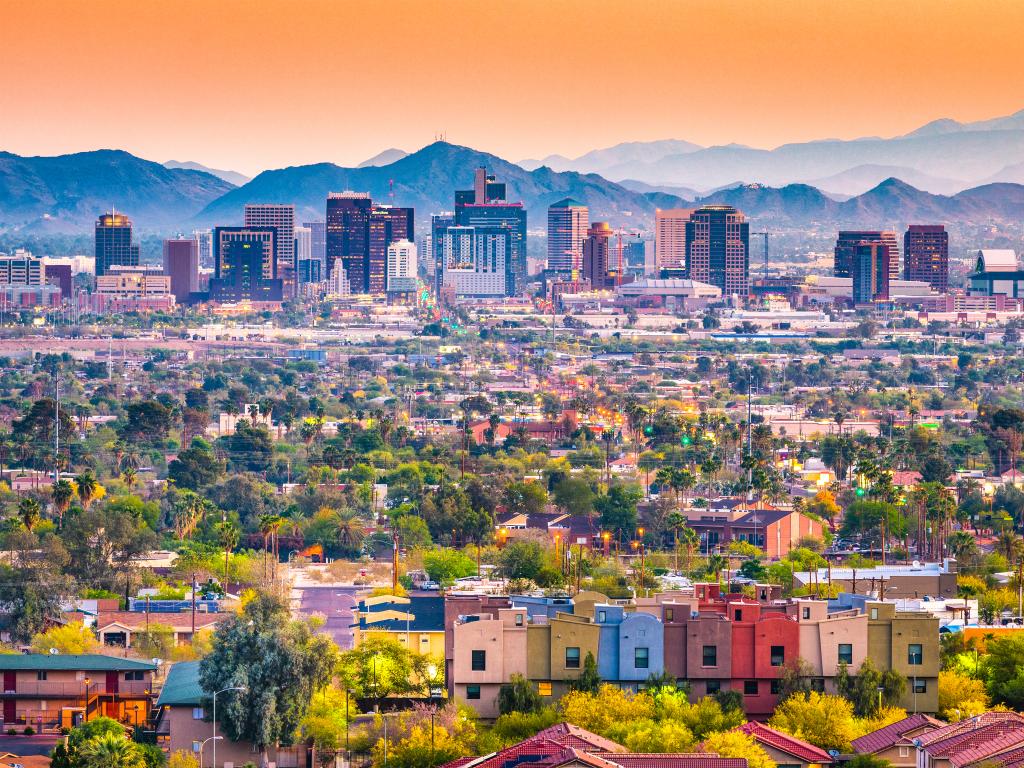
[387,239,417,281]
[244,204,296,296]
[327,260,350,297]
[294,225,312,263]
[192,229,213,268]
[441,226,508,297]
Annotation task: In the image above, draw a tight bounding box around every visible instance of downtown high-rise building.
[904,224,949,293]
[655,208,693,272]
[325,193,413,294]
[582,222,617,290]
[162,237,199,303]
[192,229,213,267]
[547,198,589,275]
[834,231,900,281]
[304,221,326,261]
[94,212,140,277]
[245,204,295,297]
[209,226,282,302]
[685,205,750,295]
[852,241,891,304]
[431,213,455,294]
[386,239,418,293]
[452,168,526,295]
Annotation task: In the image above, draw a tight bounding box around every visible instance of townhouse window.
[703,645,717,666]
[870,608,879,620]
[706,680,721,694]
[466,685,481,700]
[802,607,810,620]
[899,748,910,758]
[744,680,758,695]
[192,707,205,720]
[770,646,785,666]
[36,671,48,681]
[598,610,607,623]
[515,614,524,626]
[838,644,853,665]
[471,650,486,671]
[538,681,552,696]
[770,680,780,695]
[811,678,825,693]
[665,608,674,622]
[635,647,650,669]
[913,678,927,694]
[908,644,923,665]
[734,609,743,622]
[565,647,581,669]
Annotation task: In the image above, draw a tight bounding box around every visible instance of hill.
[164,160,249,187]
[0,150,234,232]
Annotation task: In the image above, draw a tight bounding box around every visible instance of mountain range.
[164,160,250,187]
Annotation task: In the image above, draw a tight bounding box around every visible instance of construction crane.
[752,231,771,282]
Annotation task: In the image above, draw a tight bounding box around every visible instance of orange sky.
[2,0,1023,176]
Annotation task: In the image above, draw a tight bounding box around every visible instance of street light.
[196,736,222,768]
[212,686,246,768]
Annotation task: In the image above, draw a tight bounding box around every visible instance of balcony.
[1,680,152,697]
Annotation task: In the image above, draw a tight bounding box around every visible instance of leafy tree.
[337,634,438,705]
[701,732,775,768]
[502,482,548,516]
[132,624,175,660]
[168,439,223,490]
[938,669,988,721]
[220,420,273,472]
[199,593,338,763]
[120,400,175,446]
[300,686,356,762]
[498,540,547,581]
[62,506,158,597]
[552,477,595,517]
[984,634,1024,709]
[31,623,99,655]
[769,691,859,751]
[423,550,476,584]
[594,484,642,534]
[573,652,601,694]
[845,756,893,768]
[498,673,543,715]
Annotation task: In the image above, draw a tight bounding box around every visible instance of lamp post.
[82,677,91,722]
[197,736,222,768]
[212,686,246,768]
[602,531,610,558]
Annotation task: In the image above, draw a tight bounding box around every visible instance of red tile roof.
[608,756,748,768]
[735,722,832,764]
[918,713,1024,749]
[532,724,628,754]
[851,713,946,754]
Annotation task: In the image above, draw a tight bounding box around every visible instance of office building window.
[838,644,853,664]
[466,685,480,700]
[744,680,758,695]
[635,647,650,669]
[471,650,486,671]
[538,681,552,696]
[913,678,927,694]
[706,680,721,694]
[703,645,717,666]
[566,647,581,669]
[908,644,923,665]
[770,646,785,666]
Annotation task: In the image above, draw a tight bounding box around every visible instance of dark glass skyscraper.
[209,227,282,302]
[835,231,900,280]
[369,206,414,292]
[325,193,413,294]
[94,212,140,277]
[904,225,949,293]
[852,241,891,304]
[685,205,749,295]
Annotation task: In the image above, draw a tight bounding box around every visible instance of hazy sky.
[2,0,1023,176]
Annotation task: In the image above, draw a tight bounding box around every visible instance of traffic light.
[855,487,866,497]
[643,424,654,436]
[681,435,692,446]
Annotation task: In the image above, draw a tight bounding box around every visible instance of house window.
[635,647,650,669]
[913,678,927,694]
[538,681,552,696]
[665,608,674,622]
[703,645,717,666]
[515,614,523,626]
[870,608,879,620]
[565,647,581,669]
[802,607,810,620]
[192,707,205,720]
[706,680,721,694]
[811,678,825,692]
[899,748,910,758]
[125,671,145,681]
[744,680,758,695]
[838,644,853,665]
[466,685,481,700]
[908,644,923,665]
[770,680,780,695]
[471,650,486,671]
[770,646,785,666]
[36,671,48,681]
[734,609,743,622]
[598,610,607,623]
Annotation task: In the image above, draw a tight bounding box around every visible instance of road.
[293,584,362,650]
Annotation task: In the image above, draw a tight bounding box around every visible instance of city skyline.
[3,0,1024,175]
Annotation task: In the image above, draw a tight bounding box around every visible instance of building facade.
[582,222,617,290]
[685,205,749,296]
[94,213,140,277]
[209,227,282,303]
[244,204,296,298]
[162,238,199,303]
[835,231,900,280]
[903,225,949,293]
[852,241,891,303]
[0,253,43,286]
[547,198,589,275]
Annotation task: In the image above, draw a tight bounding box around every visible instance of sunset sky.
[2,0,1023,176]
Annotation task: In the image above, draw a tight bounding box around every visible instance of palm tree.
[679,525,700,575]
[75,471,99,511]
[51,479,76,528]
[18,498,41,532]
[217,519,240,594]
[121,467,138,492]
[78,733,145,768]
[706,553,727,583]
[334,507,366,553]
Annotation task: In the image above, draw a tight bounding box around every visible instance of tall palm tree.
[18,498,41,532]
[334,507,366,553]
[75,471,99,511]
[217,519,240,594]
[51,479,76,528]
[78,733,145,768]
[121,467,138,492]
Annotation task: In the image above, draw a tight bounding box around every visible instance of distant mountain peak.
[164,160,249,187]
[357,148,409,168]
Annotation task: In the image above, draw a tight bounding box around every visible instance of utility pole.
[54,367,60,484]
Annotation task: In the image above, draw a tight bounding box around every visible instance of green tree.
[423,550,476,584]
[337,634,438,706]
[498,540,547,581]
[594,485,642,534]
[984,634,1024,709]
[78,734,146,768]
[498,674,543,715]
[573,652,601,694]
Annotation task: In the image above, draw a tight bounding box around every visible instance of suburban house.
[851,713,945,768]
[95,611,228,649]
[155,661,305,768]
[0,654,155,731]
[735,722,832,768]
[351,594,446,658]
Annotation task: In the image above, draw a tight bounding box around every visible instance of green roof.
[156,661,203,707]
[0,654,157,672]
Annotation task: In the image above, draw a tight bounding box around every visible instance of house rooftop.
[0,654,156,672]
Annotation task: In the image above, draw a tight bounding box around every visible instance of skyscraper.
[325,193,413,294]
[440,226,510,297]
[852,241,891,304]
[655,208,693,272]
[245,204,295,297]
[834,231,900,280]
[304,221,326,261]
[582,222,616,290]
[454,168,526,295]
[547,198,589,275]
[192,229,213,267]
[685,205,749,295]
[904,224,949,293]
[387,239,418,294]
[94,212,140,277]
[431,213,455,293]
[209,227,282,302]
[162,237,199,303]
